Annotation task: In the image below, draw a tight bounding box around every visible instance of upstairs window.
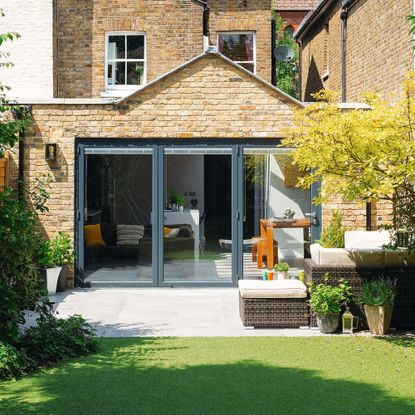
[105,33,146,90]
[218,32,256,73]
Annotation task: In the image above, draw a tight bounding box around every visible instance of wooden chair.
[252,237,278,269]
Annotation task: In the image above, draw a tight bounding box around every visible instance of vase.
[316,313,340,334]
[364,305,394,335]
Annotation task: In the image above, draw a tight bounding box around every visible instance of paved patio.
[50,288,324,337]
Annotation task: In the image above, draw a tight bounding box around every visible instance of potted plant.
[168,189,178,211]
[274,262,289,280]
[283,208,295,219]
[176,196,185,212]
[309,275,351,334]
[356,277,397,335]
[38,232,74,295]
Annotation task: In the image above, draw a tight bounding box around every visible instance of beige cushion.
[311,243,385,267]
[347,249,385,267]
[238,279,307,299]
[345,230,390,249]
[385,250,415,266]
[317,246,355,266]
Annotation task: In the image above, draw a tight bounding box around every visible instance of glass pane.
[238,62,255,73]
[114,61,126,85]
[108,35,125,59]
[242,150,311,280]
[218,33,254,62]
[127,62,145,85]
[84,153,153,285]
[163,151,232,283]
[127,35,145,59]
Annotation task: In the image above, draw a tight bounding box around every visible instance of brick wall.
[206,0,273,82]
[273,0,316,11]
[300,0,414,102]
[0,0,54,101]
[56,0,204,98]
[9,53,298,286]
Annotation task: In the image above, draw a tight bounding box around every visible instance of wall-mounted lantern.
[45,143,57,162]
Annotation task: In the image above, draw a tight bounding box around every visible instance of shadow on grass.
[375,333,415,348]
[1,338,415,415]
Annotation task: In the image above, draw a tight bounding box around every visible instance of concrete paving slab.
[50,288,328,337]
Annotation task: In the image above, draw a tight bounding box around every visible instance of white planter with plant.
[274,262,289,280]
[39,232,74,295]
[309,275,351,334]
[176,196,185,212]
[357,278,397,335]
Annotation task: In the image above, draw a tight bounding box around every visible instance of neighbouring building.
[295,0,414,230]
[273,0,316,32]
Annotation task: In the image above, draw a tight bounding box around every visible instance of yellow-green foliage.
[282,75,415,247]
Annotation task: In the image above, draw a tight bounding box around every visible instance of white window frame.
[104,32,147,91]
[217,31,256,74]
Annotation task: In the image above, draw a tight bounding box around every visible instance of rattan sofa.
[304,258,415,330]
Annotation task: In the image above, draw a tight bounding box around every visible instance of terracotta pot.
[364,304,394,335]
[316,313,340,334]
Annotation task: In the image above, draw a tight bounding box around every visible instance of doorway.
[76,141,319,287]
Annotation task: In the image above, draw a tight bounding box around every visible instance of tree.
[0,9,31,157]
[282,76,415,249]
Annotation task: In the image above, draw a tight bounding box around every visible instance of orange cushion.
[84,224,106,247]
[164,227,171,237]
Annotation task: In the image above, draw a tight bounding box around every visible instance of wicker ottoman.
[238,280,310,328]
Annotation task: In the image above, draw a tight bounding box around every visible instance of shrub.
[38,232,74,268]
[317,210,346,248]
[309,275,351,315]
[0,187,47,343]
[357,277,397,306]
[0,341,29,380]
[19,312,98,367]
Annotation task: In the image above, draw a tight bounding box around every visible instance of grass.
[1,336,415,415]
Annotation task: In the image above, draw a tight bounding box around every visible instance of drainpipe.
[271,18,277,86]
[341,0,372,229]
[191,0,210,50]
[340,2,349,103]
[298,39,303,100]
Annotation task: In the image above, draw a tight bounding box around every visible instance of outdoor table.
[259,218,312,269]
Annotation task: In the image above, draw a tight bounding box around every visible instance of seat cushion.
[345,230,390,249]
[238,279,308,299]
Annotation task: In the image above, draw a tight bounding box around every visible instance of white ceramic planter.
[45,266,62,295]
[277,271,288,280]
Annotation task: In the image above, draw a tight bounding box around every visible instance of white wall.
[267,154,311,259]
[166,155,205,217]
[0,0,54,100]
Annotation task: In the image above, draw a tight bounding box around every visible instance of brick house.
[295,0,415,230]
[5,0,385,289]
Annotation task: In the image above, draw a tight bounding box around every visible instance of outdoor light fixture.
[342,308,357,334]
[45,143,57,161]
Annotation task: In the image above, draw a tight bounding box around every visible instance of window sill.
[101,87,144,98]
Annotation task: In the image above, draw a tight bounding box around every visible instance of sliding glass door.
[82,148,154,286]
[76,142,317,287]
[242,148,312,279]
[162,148,233,284]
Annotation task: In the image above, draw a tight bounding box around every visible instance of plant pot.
[57,265,69,292]
[364,304,394,335]
[277,271,288,280]
[316,313,340,334]
[178,205,184,212]
[43,266,62,295]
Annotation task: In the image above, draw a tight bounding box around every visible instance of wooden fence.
[0,152,9,191]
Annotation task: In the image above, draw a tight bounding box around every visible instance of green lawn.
[1,337,414,415]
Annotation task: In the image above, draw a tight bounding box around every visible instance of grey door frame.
[75,139,321,288]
